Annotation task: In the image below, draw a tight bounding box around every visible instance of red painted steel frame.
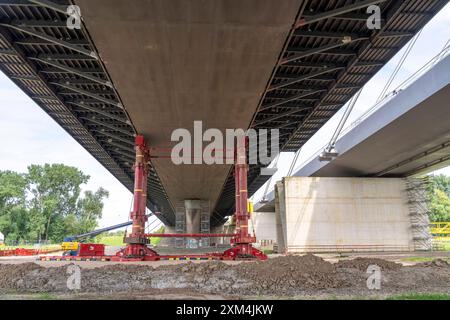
[144,233,235,238]
[41,135,266,261]
[114,135,159,261]
[222,138,267,260]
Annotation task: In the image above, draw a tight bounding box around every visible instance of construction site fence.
[0,245,62,257]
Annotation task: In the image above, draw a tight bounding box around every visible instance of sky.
[1,4,450,228]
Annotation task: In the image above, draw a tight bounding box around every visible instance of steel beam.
[276,84,328,91]
[270,66,343,91]
[0,22,97,59]
[293,30,365,39]
[68,101,130,124]
[40,67,103,74]
[8,19,68,28]
[15,37,90,46]
[281,37,365,64]
[82,117,134,137]
[302,12,385,22]
[31,94,59,101]
[282,0,411,151]
[254,109,309,127]
[294,30,412,40]
[280,61,344,68]
[0,48,17,56]
[99,139,135,154]
[260,90,325,111]
[10,74,40,81]
[91,129,135,147]
[34,54,97,61]
[51,82,122,108]
[296,0,388,27]
[28,0,70,15]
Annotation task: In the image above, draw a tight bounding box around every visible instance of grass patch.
[96,235,161,246]
[34,293,58,300]
[387,293,450,300]
[96,235,124,246]
[401,256,450,263]
[401,257,435,263]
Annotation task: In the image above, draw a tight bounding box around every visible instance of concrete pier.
[254,177,431,253]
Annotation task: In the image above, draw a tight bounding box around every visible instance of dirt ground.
[1,252,450,299]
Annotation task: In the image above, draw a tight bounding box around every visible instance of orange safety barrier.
[0,247,62,257]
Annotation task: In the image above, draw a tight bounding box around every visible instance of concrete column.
[185,199,201,234]
[185,200,201,248]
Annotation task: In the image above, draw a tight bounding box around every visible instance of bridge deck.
[256,53,450,212]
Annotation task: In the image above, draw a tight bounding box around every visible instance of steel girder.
[0,0,175,225]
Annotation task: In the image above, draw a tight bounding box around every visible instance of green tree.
[428,174,450,197]
[26,164,90,241]
[0,171,28,242]
[429,189,450,222]
[428,174,450,222]
[75,187,109,235]
[0,165,109,243]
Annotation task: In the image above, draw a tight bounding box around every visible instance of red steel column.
[223,137,267,260]
[117,135,158,260]
[130,135,149,239]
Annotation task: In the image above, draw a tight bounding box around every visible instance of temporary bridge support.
[221,139,267,260]
[41,135,266,261]
[114,135,159,261]
[114,135,267,261]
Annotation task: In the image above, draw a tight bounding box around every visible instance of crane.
[61,217,151,256]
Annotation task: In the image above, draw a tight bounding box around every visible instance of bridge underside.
[75,0,300,227]
[0,0,448,227]
[255,54,450,213]
[303,85,450,178]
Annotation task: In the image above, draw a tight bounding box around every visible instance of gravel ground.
[0,254,449,299]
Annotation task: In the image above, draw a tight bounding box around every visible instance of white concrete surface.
[249,212,277,244]
[275,177,416,253]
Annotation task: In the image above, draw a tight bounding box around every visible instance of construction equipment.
[62,220,135,256]
[43,135,266,262]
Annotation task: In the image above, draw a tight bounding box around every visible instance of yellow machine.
[430,222,450,236]
[247,200,254,214]
[61,241,79,251]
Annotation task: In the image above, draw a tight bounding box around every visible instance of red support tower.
[113,134,266,261]
[222,138,267,260]
[115,135,159,261]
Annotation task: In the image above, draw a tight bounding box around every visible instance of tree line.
[0,164,449,244]
[428,174,450,222]
[0,164,108,243]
